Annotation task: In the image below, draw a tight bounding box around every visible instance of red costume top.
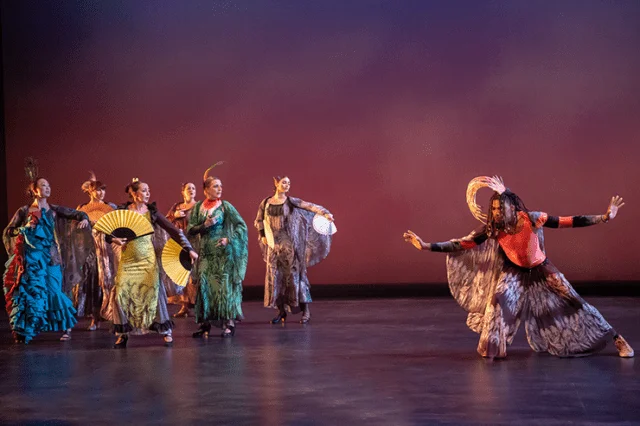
[497,211,546,268]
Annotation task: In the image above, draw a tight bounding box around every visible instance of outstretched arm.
[403,227,488,252]
[290,197,334,222]
[51,205,90,229]
[156,213,198,262]
[542,196,624,228]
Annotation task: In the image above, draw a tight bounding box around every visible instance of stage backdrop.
[3,1,640,286]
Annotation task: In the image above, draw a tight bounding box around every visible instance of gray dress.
[255,197,332,312]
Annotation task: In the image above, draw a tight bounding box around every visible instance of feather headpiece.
[24,157,39,183]
[203,161,224,182]
[466,175,506,223]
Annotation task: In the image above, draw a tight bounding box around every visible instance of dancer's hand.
[324,212,334,222]
[189,250,199,263]
[204,215,217,228]
[605,195,624,221]
[174,210,186,218]
[78,219,89,229]
[216,238,228,247]
[112,237,127,246]
[260,236,268,246]
[403,230,429,251]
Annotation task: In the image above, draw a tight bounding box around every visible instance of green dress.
[188,200,248,324]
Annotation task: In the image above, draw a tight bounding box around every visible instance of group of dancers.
[3,160,334,348]
[2,160,634,359]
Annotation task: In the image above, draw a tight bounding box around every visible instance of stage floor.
[1,298,639,425]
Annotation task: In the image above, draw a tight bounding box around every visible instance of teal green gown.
[3,208,82,343]
[188,200,248,325]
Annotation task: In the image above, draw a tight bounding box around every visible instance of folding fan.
[161,239,192,287]
[93,209,154,240]
[79,203,114,223]
[312,214,337,236]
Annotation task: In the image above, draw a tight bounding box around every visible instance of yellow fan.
[79,202,114,223]
[93,209,154,240]
[162,239,192,287]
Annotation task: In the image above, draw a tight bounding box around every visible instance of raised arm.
[166,203,179,220]
[155,213,193,251]
[51,205,89,223]
[289,197,333,221]
[403,227,488,253]
[539,196,624,229]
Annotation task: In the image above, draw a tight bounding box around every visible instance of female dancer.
[3,169,90,343]
[166,182,198,318]
[77,173,119,330]
[188,165,248,338]
[403,176,634,359]
[255,176,334,324]
[109,179,198,348]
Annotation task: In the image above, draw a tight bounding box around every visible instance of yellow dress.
[111,212,160,333]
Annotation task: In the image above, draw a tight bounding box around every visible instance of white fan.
[313,214,337,236]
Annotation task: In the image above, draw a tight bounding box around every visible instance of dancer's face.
[34,178,51,199]
[134,183,150,203]
[91,188,106,201]
[275,177,290,194]
[491,199,502,222]
[182,183,196,201]
[204,179,222,200]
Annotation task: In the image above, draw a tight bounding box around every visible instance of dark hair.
[486,190,529,237]
[27,177,47,197]
[181,182,196,191]
[273,175,288,192]
[203,176,221,190]
[82,180,106,194]
[125,180,144,196]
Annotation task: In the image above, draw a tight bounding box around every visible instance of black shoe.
[192,323,211,338]
[221,325,236,338]
[113,334,128,349]
[13,332,26,344]
[271,311,287,324]
[300,316,310,324]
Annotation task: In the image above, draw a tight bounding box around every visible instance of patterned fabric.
[188,200,248,324]
[2,208,81,342]
[437,210,615,358]
[166,201,197,306]
[255,197,332,312]
[107,204,193,334]
[110,223,160,333]
[76,201,118,320]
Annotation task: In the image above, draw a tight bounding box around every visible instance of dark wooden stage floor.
[1,298,639,425]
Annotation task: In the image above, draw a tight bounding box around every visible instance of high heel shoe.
[221,325,236,338]
[164,334,173,346]
[113,334,128,349]
[60,329,72,341]
[271,311,287,324]
[192,323,211,338]
[300,304,311,324]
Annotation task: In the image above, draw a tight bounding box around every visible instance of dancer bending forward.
[403,176,633,359]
